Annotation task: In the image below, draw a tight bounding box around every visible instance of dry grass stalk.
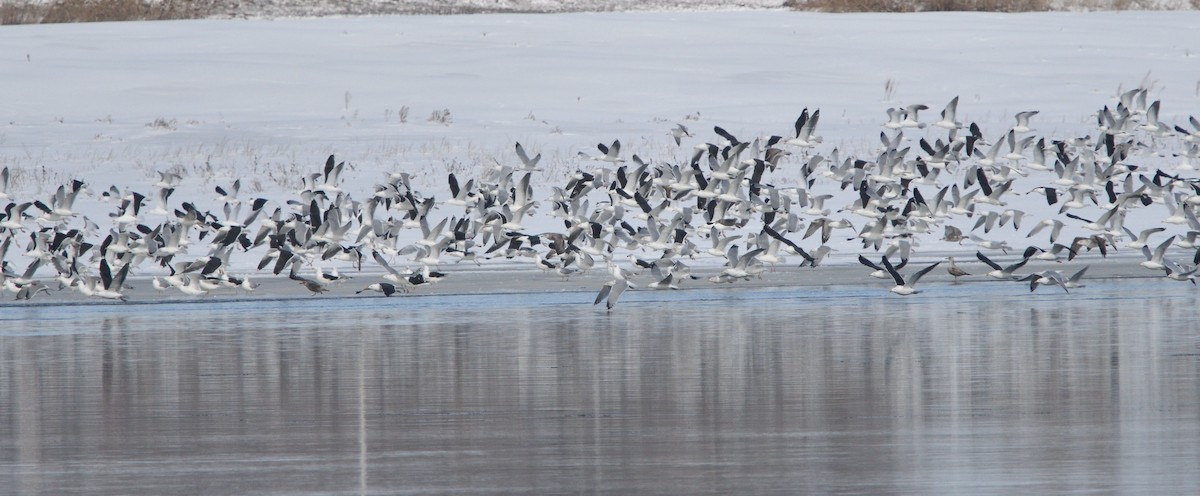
[786,0,1051,12]
[3,0,214,25]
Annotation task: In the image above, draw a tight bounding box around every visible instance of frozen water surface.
[2,279,1198,495]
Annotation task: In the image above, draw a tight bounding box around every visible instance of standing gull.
[947,256,971,284]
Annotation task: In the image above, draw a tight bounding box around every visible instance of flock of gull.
[2,86,1200,308]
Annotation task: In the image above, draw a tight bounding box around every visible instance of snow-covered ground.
[2,10,1200,295]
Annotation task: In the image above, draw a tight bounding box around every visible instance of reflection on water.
[1,281,1198,495]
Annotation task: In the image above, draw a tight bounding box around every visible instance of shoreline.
[3,252,1187,308]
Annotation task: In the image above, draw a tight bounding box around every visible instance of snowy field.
[2,10,1200,301]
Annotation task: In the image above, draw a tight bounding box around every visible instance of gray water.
[2,280,1198,495]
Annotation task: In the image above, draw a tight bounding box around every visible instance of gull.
[392,271,433,292]
[96,185,123,202]
[856,219,888,250]
[445,173,474,207]
[110,191,146,227]
[356,282,400,296]
[1026,218,1065,243]
[646,266,680,290]
[1179,231,1200,251]
[316,155,345,193]
[1003,131,1036,162]
[666,260,699,283]
[705,228,742,257]
[633,192,669,221]
[2,258,42,294]
[1119,87,1148,115]
[1097,104,1133,136]
[947,186,978,216]
[551,263,580,281]
[800,245,833,268]
[1063,266,1090,288]
[974,135,1006,169]
[918,140,952,171]
[900,104,928,129]
[13,280,50,300]
[752,235,787,268]
[998,209,1025,230]
[1139,235,1175,270]
[713,126,742,147]
[883,237,914,263]
[1027,243,1078,262]
[34,181,83,222]
[946,256,971,284]
[416,217,449,247]
[177,274,210,297]
[1173,115,1200,143]
[976,251,1029,280]
[313,264,349,285]
[535,252,569,276]
[972,169,1014,206]
[158,262,194,289]
[1162,259,1198,284]
[943,225,964,243]
[668,123,694,146]
[804,217,851,244]
[1027,185,1059,206]
[1175,143,1199,171]
[1162,192,1189,225]
[1020,270,1069,293]
[151,276,172,292]
[1122,226,1166,249]
[882,257,940,295]
[514,141,542,171]
[288,262,328,295]
[717,246,764,281]
[594,279,628,311]
[606,261,638,288]
[400,238,452,267]
[215,179,242,205]
[147,186,175,216]
[1069,235,1114,260]
[970,234,1010,253]
[933,96,962,130]
[0,166,9,200]
[1065,206,1122,234]
[1057,187,1092,211]
[74,258,130,301]
[296,278,328,295]
[858,254,907,280]
[883,108,906,130]
[154,170,182,189]
[1026,138,1051,171]
[583,140,624,163]
[971,210,1002,234]
[230,275,259,293]
[0,201,32,231]
[1138,100,1166,135]
[802,193,833,216]
[762,225,815,265]
[1012,110,1039,133]
[786,108,822,148]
